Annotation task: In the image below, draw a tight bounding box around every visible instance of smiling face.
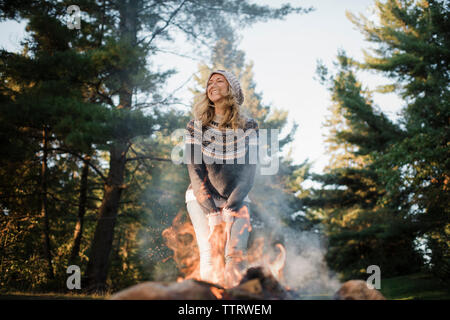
[207,73,229,105]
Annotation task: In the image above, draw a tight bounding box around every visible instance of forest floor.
[0,272,448,300]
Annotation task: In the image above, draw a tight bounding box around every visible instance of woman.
[184,69,259,288]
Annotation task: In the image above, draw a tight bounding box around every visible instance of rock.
[334,280,386,300]
[109,279,220,300]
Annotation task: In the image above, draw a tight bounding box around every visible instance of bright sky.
[0,0,403,174]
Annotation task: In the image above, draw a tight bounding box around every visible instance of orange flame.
[162,209,287,290]
[210,287,224,299]
[162,211,200,280]
[268,243,286,282]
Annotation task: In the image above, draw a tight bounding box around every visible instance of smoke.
[283,228,341,298]
[248,223,341,299]
[249,166,341,299]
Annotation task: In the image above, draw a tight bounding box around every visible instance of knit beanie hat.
[206,69,244,106]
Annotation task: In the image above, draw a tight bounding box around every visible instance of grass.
[0,291,107,300]
[380,272,450,300]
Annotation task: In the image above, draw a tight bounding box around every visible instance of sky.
[0,0,404,174]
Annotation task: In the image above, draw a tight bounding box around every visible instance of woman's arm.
[223,119,259,220]
[223,163,256,213]
[185,120,221,224]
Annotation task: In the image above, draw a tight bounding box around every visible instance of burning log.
[225,267,293,300]
[110,267,297,300]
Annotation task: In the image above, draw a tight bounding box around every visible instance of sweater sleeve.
[185,120,221,218]
[223,119,259,218]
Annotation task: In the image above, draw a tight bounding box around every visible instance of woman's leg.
[186,200,213,282]
[224,202,251,287]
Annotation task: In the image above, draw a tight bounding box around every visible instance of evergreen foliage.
[308,0,449,281]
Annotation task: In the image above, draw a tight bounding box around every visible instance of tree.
[0,1,116,285]
[308,52,423,279]
[308,0,449,280]
[347,0,449,280]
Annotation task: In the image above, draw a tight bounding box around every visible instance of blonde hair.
[192,86,246,130]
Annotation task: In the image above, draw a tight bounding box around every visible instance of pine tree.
[308,0,449,280]
[308,53,423,279]
[347,0,449,281]
[0,2,117,287]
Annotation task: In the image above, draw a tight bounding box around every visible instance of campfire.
[161,212,287,290]
[110,212,386,300]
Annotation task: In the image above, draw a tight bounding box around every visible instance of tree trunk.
[86,142,128,292]
[86,0,138,292]
[69,155,90,265]
[40,126,54,279]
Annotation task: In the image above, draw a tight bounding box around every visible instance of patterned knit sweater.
[185,114,259,225]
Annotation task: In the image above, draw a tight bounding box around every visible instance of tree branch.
[126,155,172,162]
[49,147,108,182]
[140,0,188,47]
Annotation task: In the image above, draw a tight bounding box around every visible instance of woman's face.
[207,73,229,105]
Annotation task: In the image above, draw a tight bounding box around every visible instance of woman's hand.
[207,222,233,244]
[207,223,218,242]
[207,207,236,244]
